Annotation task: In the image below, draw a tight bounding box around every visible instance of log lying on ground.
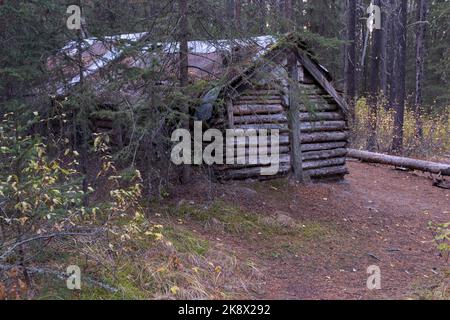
[347,149,450,176]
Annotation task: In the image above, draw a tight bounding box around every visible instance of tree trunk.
[345,0,357,121]
[283,0,293,31]
[179,0,191,183]
[234,0,242,31]
[414,0,428,140]
[391,0,407,153]
[295,0,304,29]
[379,0,389,96]
[348,149,450,176]
[387,0,397,110]
[367,0,382,151]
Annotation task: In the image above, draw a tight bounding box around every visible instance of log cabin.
[198,34,350,182]
[49,33,350,182]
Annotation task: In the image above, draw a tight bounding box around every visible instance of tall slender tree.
[345,0,357,121]
[367,0,383,151]
[414,0,428,140]
[179,0,191,183]
[391,0,407,153]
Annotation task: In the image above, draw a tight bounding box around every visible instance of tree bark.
[391,0,407,153]
[345,0,357,121]
[414,0,428,140]
[367,0,383,151]
[234,0,242,31]
[380,0,389,96]
[179,0,191,183]
[387,0,397,110]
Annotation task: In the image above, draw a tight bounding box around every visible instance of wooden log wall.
[217,72,349,181]
[297,81,349,180]
[216,86,292,180]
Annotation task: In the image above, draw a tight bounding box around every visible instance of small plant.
[429,221,450,263]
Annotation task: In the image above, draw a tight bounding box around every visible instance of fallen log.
[347,149,450,176]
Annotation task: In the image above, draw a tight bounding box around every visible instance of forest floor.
[32,161,449,300]
[160,161,450,300]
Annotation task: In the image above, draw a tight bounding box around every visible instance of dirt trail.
[171,161,449,299]
[255,162,450,299]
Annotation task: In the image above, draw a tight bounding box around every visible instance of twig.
[0,229,106,261]
[0,263,118,293]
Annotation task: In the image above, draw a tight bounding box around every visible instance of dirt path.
[253,162,450,299]
[169,162,449,300]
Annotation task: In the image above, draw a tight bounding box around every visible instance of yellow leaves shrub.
[351,98,450,157]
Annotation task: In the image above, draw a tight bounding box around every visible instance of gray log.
[347,149,450,176]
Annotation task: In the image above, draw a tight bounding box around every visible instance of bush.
[351,97,450,158]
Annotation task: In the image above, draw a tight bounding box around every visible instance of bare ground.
[167,161,450,300]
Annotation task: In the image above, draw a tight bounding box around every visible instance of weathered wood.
[244,90,281,96]
[233,135,290,147]
[299,112,343,121]
[235,124,289,131]
[288,55,305,182]
[234,100,283,105]
[302,157,346,170]
[295,50,350,115]
[234,114,288,124]
[238,95,281,101]
[300,121,347,132]
[301,131,349,143]
[304,165,349,177]
[347,149,450,176]
[302,148,347,161]
[298,103,338,112]
[222,155,291,168]
[233,104,284,115]
[301,142,347,152]
[229,146,291,157]
[217,163,291,180]
[227,100,234,128]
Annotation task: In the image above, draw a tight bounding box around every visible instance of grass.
[165,199,340,260]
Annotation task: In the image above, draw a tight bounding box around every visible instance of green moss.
[165,227,210,256]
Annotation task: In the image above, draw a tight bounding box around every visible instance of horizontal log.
[233,135,290,147]
[302,157,346,170]
[217,163,291,180]
[234,114,288,124]
[300,131,349,143]
[302,148,348,161]
[347,149,450,176]
[299,112,343,121]
[234,100,284,105]
[228,146,290,156]
[298,103,338,112]
[304,165,349,178]
[233,104,284,115]
[218,155,291,169]
[244,90,281,96]
[301,142,347,152]
[238,95,281,101]
[234,124,289,131]
[300,121,347,132]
